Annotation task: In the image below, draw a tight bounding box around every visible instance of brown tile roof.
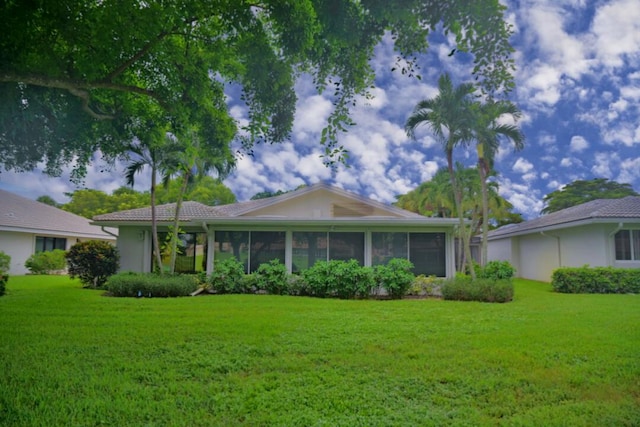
[488,196,640,239]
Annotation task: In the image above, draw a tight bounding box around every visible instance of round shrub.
[374,258,415,299]
[255,259,289,295]
[0,251,10,274]
[25,249,67,274]
[480,260,515,280]
[208,257,246,294]
[66,240,120,288]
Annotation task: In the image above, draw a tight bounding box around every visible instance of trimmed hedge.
[106,272,199,297]
[442,277,514,303]
[551,267,640,294]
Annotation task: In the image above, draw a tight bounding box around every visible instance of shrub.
[551,266,640,294]
[332,259,374,299]
[374,258,415,299]
[301,260,337,298]
[441,276,514,303]
[25,249,67,274]
[0,251,10,274]
[0,273,6,297]
[66,240,120,288]
[479,260,515,280]
[255,259,290,295]
[409,275,444,297]
[106,272,199,297]
[208,257,247,294]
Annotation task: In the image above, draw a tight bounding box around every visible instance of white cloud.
[617,157,640,184]
[569,135,589,152]
[512,157,534,173]
[592,0,640,68]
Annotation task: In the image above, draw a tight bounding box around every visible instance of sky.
[1,0,639,220]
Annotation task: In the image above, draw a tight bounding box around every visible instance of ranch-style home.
[92,183,460,278]
[0,189,117,275]
[487,196,640,282]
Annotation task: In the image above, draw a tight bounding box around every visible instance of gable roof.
[93,183,456,227]
[488,196,640,239]
[0,189,117,239]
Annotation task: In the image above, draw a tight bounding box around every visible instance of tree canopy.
[1,1,515,179]
[541,178,639,214]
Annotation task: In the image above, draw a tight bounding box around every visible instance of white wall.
[0,231,33,275]
[116,227,149,273]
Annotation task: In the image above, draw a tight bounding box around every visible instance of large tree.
[1,1,515,178]
[542,178,639,214]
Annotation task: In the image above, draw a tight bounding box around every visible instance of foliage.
[254,259,290,295]
[36,195,60,207]
[62,188,150,218]
[479,260,516,280]
[65,241,120,288]
[0,273,5,296]
[542,178,639,214]
[156,176,236,206]
[374,258,415,299]
[442,276,514,303]
[208,258,247,294]
[1,1,515,178]
[551,266,640,294]
[24,250,67,274]
[105,272,198,297]
[0,251,10,273]
[409,275,445,297]
[301,259,374,299]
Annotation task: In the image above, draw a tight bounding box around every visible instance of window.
[155,232,208,273]
[249,231,285,272]
[615,230,640,261]
[292,232,327,273]
[328,232,365,265]
[409,233,446,277]
[35,236,66,253]
[371,232,408,266]
[214,231,249,272]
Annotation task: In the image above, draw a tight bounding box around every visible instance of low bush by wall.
[441,276,514,303]
[106,272,199,297]
[551,267,640,294]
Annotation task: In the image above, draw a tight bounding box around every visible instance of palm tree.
[124,131,177,274]
[473,100,525,265]
[405,73,477,277]
[164,127,235,273]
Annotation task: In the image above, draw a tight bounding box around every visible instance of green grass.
[1,276,638,426]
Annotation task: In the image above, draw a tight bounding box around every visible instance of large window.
[615,230,640,261]
[410,233,446,277]
[35,236,66,253]
[214,231,249,272]
[372,232,408,266]
[329,232,365,265]
[292,232,327,273]
[155,232,207,273]
[249,231,285,272]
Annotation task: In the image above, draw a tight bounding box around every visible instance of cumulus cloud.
[513,158,534,173]
[569,135,589,152]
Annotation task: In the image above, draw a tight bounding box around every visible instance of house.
[92,183,460,277]
[0,189,117,275]
[487,196,640,282]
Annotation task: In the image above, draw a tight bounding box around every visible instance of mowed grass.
[0,276,638,426]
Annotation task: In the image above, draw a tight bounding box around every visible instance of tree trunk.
[150,167,164,274]
[169,172,190,273]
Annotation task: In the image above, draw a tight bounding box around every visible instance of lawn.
[0,276,638,426]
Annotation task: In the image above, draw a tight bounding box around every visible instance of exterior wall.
[0,231,34,275]
[250,193,395,218]
[116,227,150,273]
[555,225,609,268]
[487,238,517,271]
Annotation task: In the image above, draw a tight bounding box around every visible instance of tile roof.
[488,196,640,239]
[0,189,116,238]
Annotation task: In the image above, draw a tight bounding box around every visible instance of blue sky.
[1,0,639,219]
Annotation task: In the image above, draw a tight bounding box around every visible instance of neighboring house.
[92,183,460,277]
[0,189,117,275]
[487,196,640,282]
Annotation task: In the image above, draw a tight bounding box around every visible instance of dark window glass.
[35,237,66,253]
[292,232,327,273]
[371,232,408,266]
[249,231,286,273]
[615,230,631,261]
[214,231,249,273]
[328,232,364,265]
[409,233,446,277]
[155,232,207,273]
[633,231,640,261]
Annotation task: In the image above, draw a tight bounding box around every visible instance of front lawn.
[0,276,638,426]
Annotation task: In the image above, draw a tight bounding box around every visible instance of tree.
[472,99,524,265]
[1,1,515,178]
[405,74,477,277]
[36,195,60,207]
[156,176,236,206]
[66,240,120,288]
[62,188,149,218]
[542,178,639,214]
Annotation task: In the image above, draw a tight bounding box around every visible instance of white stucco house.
[92,183,460,278]
[487,196,640,282]
[0,189,117,275]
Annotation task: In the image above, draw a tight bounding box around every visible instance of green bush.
[301,259,374,299]
[208,257,247,294]
[409,275,444,297]
[442,276,514,303]
[374,258,415,299]
[551,267,640,294]
[66,240,120,288]
[0,251,10,273]
[25,249,67,274]
[301,260,337,298]
[479,260,516,280]
[106,272,199,297]
[255,259,290,295]
[0,273,7,297]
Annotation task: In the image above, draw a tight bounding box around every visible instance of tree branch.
[104,29,171,81]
